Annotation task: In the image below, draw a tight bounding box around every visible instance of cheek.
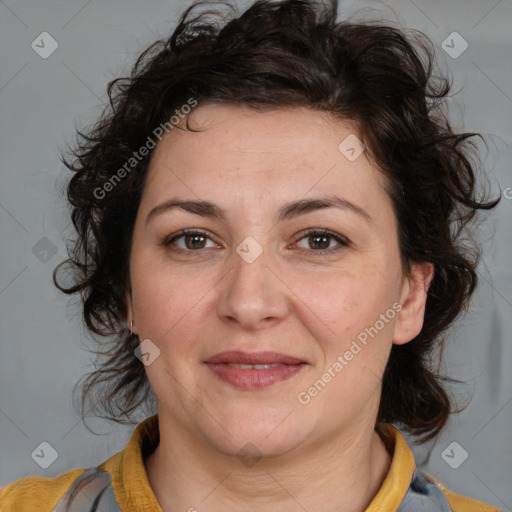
[297,270,399,407]
[130,262,213,355]
[295,267,396,348]
[309,274,397,403]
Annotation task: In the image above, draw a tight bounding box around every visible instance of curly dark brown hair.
[53,0,500,443]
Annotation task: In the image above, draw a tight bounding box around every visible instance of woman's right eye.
[164,230,216,252]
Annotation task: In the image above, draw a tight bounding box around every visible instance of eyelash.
[162,228,350,256]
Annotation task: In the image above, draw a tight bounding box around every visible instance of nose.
[216,240,290,331]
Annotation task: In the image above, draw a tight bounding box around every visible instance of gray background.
[0,0,511,510]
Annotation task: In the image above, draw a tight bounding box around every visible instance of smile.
[204,351,307,389]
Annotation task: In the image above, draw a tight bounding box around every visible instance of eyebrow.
[145,194,372,226]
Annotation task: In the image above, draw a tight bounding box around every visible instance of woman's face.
[127,104,432,457]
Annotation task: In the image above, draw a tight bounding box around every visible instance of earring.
[130,320,133,341]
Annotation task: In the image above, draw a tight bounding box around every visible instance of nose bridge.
[216,237,288,329]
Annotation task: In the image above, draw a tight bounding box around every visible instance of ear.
[393,262,434,345]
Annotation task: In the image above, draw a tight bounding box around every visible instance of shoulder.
[375,423,502,512]
[0,416,157,512]
[426,475,504,512]
[0,469,87,512]
[1,466,121,512]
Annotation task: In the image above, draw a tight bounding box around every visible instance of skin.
[126,104,434,512]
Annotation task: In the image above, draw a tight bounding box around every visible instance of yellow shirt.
[0,415,502,511]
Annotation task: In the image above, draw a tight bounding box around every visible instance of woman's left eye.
[163,229,349,254]
[293,229,349,254]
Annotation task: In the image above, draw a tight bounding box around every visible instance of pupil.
[186,235,205,249]
[311,235,329,249]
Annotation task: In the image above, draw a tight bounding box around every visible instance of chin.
[202,411,310,460]
[215,433,303,462]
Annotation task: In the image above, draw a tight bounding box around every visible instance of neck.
[144,414,392,512]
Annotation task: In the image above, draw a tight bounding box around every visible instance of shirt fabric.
[0,414,502,511]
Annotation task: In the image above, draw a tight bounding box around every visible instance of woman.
[0,0,502,511]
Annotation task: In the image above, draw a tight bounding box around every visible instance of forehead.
[150,103,361,164]
[141,104,389,217]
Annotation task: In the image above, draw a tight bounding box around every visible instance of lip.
[205,351,305,365]
[204,351,307,389]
